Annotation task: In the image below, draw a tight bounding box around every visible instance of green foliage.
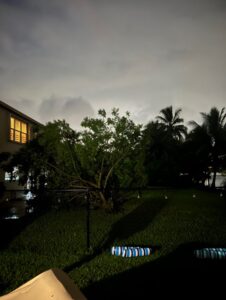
[78,108,143,206]
[142,121,181,185]
[188,107,226,187]
[8,109,143,209]
[4,104,226,197]
[181,124,211,185]
[141,106,188,186]
[156,105,187,141]
[142,105,226,188]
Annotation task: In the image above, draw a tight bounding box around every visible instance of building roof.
[0,100,42,125]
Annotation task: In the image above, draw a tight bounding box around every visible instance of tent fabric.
[194,248,226,259]
[111,246,153,257]
[0,269,87,300]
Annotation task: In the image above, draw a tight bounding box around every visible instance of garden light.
[194,248,226,259]
[111,246,153,257]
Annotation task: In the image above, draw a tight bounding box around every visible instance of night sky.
[0,0,226,129]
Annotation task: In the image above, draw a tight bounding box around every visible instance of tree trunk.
[211,169,216,189]
[211,149,218,189]
[99,190,111,210]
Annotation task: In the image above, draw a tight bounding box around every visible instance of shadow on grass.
[0,215,40,295]
[64,197,167,273]
[0,277,8,296]
[0,208,50,250]
[83,242,226,299]
[0,216,35,250]
[102,197,168,248]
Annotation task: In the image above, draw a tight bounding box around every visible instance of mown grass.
[0,189,226,297]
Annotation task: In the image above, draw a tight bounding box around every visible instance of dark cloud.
[6,98,35,112]
[4,98,40,124]
[0,66,5,74]
[0,0,226,128]
[103,59,132,76]
[152,0,226,17]
[38,96,95,129]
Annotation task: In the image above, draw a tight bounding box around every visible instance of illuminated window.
[10,117,29,144]
[4,172,11,181]
[5,167,20,181]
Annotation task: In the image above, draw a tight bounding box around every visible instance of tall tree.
[77,108,142,208]
[156,106,187,141]
[180,124,211,186]
[142,121,181,186]
[8,109,143,210]
[189,107,226,188]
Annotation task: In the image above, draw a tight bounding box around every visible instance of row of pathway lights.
[84,189,225,251]
[162,192,225,200]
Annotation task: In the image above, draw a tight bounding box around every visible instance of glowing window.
[10,116,29,144]
[4,172,11,181]
[5,167,19,181]
[21,133,27,143]
[10,117,15,129]
[15,119,20,131]
[10,129,14,141]
[22,123,27,133]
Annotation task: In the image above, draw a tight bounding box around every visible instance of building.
[0,100,41,201]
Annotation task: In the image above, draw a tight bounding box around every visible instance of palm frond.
[220,107,226,125]
[172,117,184,125]
[156,115,168,123]
[200,112,208,123]
[188,120,199,128]
[158,106,173,123]
[174,108,182,120]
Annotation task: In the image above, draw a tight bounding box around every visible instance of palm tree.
[189,107,226,188]
[142,120,181,185]
[184,124,211,186]
[156,106,187,141]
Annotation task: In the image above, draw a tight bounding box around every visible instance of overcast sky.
[0,0,226,129]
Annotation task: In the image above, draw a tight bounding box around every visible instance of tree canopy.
[2,105,226,210]
[188,107,226,188]
[156,105,187,141]
[7,108,143,210]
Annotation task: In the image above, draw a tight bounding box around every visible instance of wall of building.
[0,106,37,199]
[0,106,24,153]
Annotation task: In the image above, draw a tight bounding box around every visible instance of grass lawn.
[0,188,226,298]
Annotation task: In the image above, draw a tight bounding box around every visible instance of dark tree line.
[1,105,226,210]
[143,106,226,188]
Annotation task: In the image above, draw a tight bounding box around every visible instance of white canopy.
[0,269,86,300]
